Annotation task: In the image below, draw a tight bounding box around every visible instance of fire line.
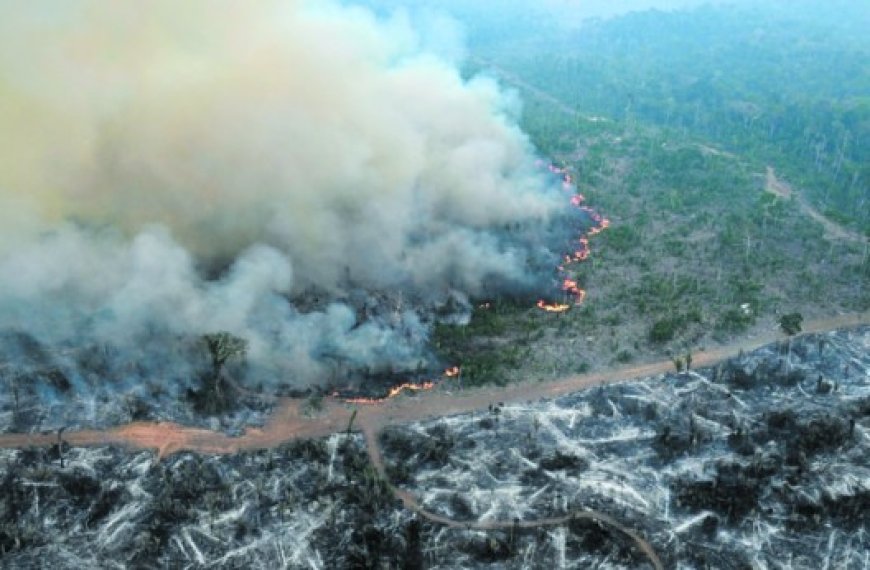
[537,164,609,313]
[340,163,608,403]
[340,381,437,405]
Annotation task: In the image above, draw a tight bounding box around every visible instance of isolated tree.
[7,373,20,423]
[778,312,803,337]
[346,409,358,437]
[57,427,66,469]
[778,312,803,370]
[203,332,248,397]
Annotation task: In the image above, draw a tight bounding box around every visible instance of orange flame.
[342,381,436,405]
[338,162,607,406]
[536,163,607,313]
[537,300,571,313]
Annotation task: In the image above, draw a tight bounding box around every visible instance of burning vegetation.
[326,161,611,402]
[338,381,437,405]
[536,165,610,313]
[0,1,594,412]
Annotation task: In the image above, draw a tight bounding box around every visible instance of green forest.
[467,2,869,233]
[424,1,870,386]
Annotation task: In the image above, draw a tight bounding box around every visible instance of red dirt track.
[6,311,867,456]
[1,311,867,569]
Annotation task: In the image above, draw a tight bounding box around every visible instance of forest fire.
[334,367,462,405]
[536,299,571,312]
[340,381,437,405]
[536,165,608,313]
[339,163,607,401]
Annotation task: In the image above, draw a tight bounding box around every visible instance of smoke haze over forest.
[0,1,573,388]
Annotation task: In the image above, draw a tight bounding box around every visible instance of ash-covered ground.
[0,297,445,436]
[0,435,419,568]
[0,327,867,569]
[0,329,276,436]
[381,326,870,568]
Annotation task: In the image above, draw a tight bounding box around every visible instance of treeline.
[475,3,870,233]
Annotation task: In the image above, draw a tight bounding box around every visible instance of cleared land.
[1,311,866,454]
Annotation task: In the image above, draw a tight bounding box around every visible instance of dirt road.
[1,310,867,456]
[468,56,601,123]
[766,166,866,244]
[1,310,866,569]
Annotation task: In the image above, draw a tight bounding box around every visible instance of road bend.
[1,311,867,568]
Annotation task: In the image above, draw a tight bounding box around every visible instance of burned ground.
[0,327,867,568]
[379,327,869,568]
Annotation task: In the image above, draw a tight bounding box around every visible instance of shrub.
[649,318,678,342]
[716,308,753,333]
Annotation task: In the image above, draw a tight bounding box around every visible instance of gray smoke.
[0,1,569,391]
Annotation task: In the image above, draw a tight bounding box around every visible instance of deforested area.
[0,1,868,568]
[383,327,870,568]
[1,328,866,568]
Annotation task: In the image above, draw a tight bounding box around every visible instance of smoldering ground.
[0,0,576,407]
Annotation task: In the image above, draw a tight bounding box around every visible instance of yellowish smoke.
[0,1,575,389]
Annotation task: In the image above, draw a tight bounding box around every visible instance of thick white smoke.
[0,1,566,389]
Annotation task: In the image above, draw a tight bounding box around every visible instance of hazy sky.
[363,0,869,31]
[363,0,721,26]
[542,0,715,21]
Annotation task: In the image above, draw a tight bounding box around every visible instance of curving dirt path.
[1,310,868,569]
[361,423,665,569]
[766,166,866,244]
[468,56,601,123]
[6,311,866,456]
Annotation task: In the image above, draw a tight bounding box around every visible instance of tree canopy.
[778,313,804,337]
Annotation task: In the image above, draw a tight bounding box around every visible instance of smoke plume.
[0,1,567,391]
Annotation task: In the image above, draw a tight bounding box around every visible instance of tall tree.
[778,312,803,371]
[203,332,248,397]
